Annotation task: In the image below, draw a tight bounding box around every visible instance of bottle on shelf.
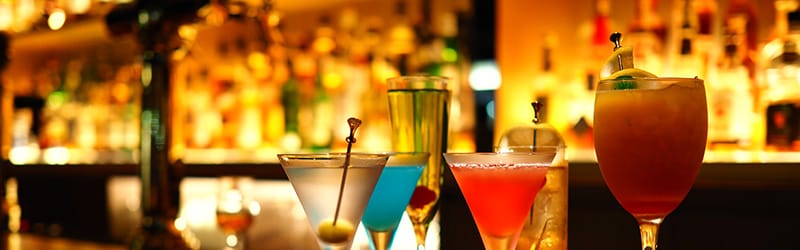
[309,62,334,151]
[386,0,416,75]
[626,0,667,75]
[762,5,800,151]
[723,0,759,88]
[280,61,302,152]
[668,0,705,79]
[422,10,472,151]
[707,16,755,150]
[532,33,559,128]
[581,0,613,81]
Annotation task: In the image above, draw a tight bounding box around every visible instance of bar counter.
[2,233,125,250]
[5,149,800,249]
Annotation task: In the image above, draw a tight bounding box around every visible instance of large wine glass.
[593,77,707,249]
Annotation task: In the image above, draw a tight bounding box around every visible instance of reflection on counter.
[5,233,126,250]
[107,177,441,250]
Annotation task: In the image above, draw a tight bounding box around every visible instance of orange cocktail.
[594,77,707,220]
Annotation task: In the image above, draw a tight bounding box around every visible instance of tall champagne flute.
[386,76,450,249]
[593,77,707,249]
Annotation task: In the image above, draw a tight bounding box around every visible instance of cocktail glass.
[443,151,556,250]
[593,77,707,249]
[496,146,567,250]
[278,153,389,250]
[362,152,429,250]
[386,75,451,249]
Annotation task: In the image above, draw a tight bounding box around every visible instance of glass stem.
[413,222,429,250]
[638,218,662,250]
[367,229,396,250]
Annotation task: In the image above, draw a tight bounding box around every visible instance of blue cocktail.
[362,152,429,250]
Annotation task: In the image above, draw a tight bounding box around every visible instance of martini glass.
[593,77,707,249]
[278,153,389,250]
[361,152,429,250]
[443,151,556,250]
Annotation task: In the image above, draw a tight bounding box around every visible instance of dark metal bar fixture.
[106,1,209,249]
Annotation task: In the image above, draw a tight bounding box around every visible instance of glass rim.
[494,145,565,151]
[598,77,704,82]
[386,75,450,90]
[597,77,704,91]
[385,152,430,166]
[443,151,557,156]
[277,152,390,159]
[443,151,556,166]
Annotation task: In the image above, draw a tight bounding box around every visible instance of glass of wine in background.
[216,176,259,250]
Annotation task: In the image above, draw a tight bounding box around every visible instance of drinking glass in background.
[386,75,451,250]
[495,145,567,250]
[216,176,259,250]
[593,77,707,249]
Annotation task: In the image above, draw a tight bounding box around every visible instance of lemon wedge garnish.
[606,68,657,80]
[600,46,634,79]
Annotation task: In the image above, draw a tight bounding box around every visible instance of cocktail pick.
[610,32,622,51]
[610,32,624,71]
[531,101,543,147]
[332,117,362,225]
[529,101,545,225]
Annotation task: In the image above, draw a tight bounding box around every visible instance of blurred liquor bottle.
[533,34,559,129]
[564,0,616,151]
[262,8,290,149]
[386,0,416,75]
[355,1,418,152]
[176,52,220,149]
[421,9,473,150]
[723,0,759,89]
[762,2,800,151]
[581,0,613,81]
[172,5,293,154]
[308,16,337,151]
[39,59,70,150]
[562,0,616,151]
[667,0,706,79]
[291,40,318,151]
[689,0,718,79]
[707,16,755,150]
[329,8,368,151]
[626,0,667,75]
[717,0,760,150]
[281,61,302,152]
